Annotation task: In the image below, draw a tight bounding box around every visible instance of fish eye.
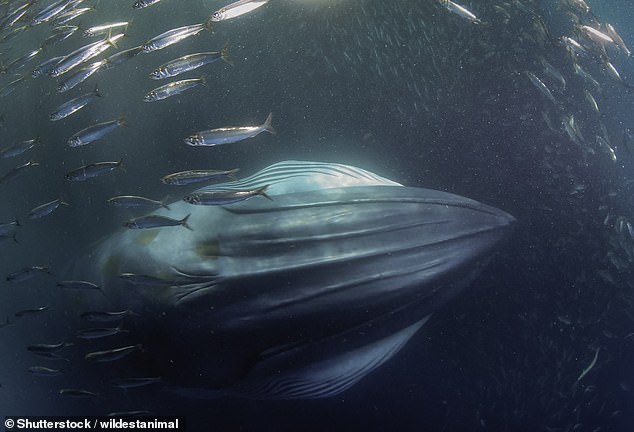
[212,11,221,20]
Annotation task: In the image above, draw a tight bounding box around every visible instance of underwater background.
[0,0,633,430]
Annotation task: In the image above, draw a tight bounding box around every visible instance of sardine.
[184,112,275,146]
[143,76,207,102]
[76,325,127,340]
[50,86,102,121]
[161,168,239,185]
[184,185,270,205]
[85,344,142,362]
[211,0,270,22]
[59,389,99,398]
[28,366,63,376]
[80,309,137,322]
[142,21,211,53]
[6,266,50,282]
[150,48,232,79]
[64,160,123,181]
[0,137,39,158]
[68,118,126,147]
[0,161,40,185]
[124,214,192,230]
[107,195,170,210]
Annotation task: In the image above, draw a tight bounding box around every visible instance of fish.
[0,219,19,236]
[119,273,175,286]
[76,325,128,340]
[6,266,50,283]
[64,160,123,181]
[183,185,271,205]
[53,6,94,26]
[576,347,600,383]
[150,48,232,80]
[85,344,142,362]
[28,366,63,376]
[606,23,630,56]
[30,0,76,26]
[107,196,170,210]
[27,341,73,353]
[184,112,275,146]
[83,22,129,38]
[133,0,162,9]
[0,317,13,329]
[15,306,49,318]
[0,137,39,158]
[211,0,270,22]
[59,389,99,398]
[28,198,69,219]
[143,76,207,102]
[111,377,161,389]
[67,117,126,147]
[525,71,557,106]
[160,168,239,185]
[50,86,102,121]
[80,309,138,323]
[440,0,481,24]
[0,161,40,185]
[79,160,514,399]
[57,280,101,291]
[141,21,211,53]
[57,59,107,93]
[103,46,144,69]
[49,33,124,77]
[123,214,192,230]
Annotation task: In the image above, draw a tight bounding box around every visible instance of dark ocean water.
[1,0,634,430]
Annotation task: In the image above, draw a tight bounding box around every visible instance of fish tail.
[200,74,208,87]
[161,195,171,210]
[258,185,273,201]
[262,112,276,135]
[227,168,239,180]
[221,44,234,66]
[203,16,214,33]
[181,214,194,231]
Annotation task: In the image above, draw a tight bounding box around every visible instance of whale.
[76,160,515,399]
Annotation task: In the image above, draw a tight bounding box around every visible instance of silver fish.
[57,59,106,93]
[15,306,49,317]
[64,160,123,181]
[80,309,137,322]
[112,377,161,389]
[103,45,144,69]
[30,0,76,26]
[50,33,124,77]
[211,0,270,22]
[143,76,207,102]
[28,366,63,376]
[142,21,211,53]
[107,195,170,210]
[0,161,40,185]
[184,185,271,206]
[440,0,481,24]
[50,86,102,121]
[32,56,65,77]
[27,341,73,353]
[133,0,162,9]
[76,325,127,340]
[85,344,142,362]
[57,280,101,291]
[0,219,19,236]
[184,112,275,146]
[59,389,99,398]
[150,48,232,80]
[0,137,39,158]
[6,266,50,283]
[67,118,126,147]
[124,214,192,230]
[29,198,69,219]
[525,71,557,106]
[83,22,129,37]
[161,168,239,185]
